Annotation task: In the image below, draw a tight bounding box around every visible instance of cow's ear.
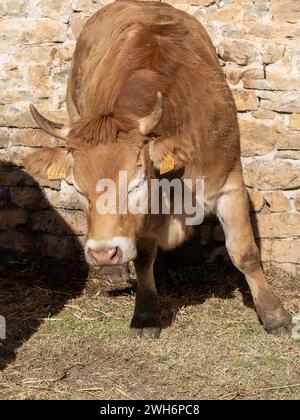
[149,140,175,175]
[149,138,184,175]
[24,148,73,182]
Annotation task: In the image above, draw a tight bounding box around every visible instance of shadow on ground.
[110,241,255,329]
[0,164,89,370]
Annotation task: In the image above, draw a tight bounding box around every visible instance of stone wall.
[0,0,300,273]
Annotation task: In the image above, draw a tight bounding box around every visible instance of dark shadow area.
[132,194,262,328]
[155,240,255,329]
[155,197,263,327]
[0,163,89,370]
[108,225,256,330]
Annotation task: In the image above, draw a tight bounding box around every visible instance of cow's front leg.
[130,238,161,339]
[216,169,292,335]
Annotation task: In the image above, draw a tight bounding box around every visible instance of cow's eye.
[128,171,146,194]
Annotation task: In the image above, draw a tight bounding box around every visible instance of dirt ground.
[0,248,300,400]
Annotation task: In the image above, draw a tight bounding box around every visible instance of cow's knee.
[227,242,260,274]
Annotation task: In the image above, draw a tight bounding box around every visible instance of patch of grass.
[261,355,288,369]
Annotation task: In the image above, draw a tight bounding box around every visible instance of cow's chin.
[84,237,137,267]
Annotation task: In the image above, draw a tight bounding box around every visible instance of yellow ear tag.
[47,165,66,181]
[160,154,175,175]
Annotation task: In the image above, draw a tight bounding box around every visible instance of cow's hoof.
[255,289,292,336]
[257,305,292,336]
[130,307,161,339]
[130,327,161,339]
[263,310,292,336]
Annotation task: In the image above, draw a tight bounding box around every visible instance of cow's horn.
[29,104,70,141]
[139,92,164,135]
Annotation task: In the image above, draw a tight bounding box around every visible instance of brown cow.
[25,0,291,338]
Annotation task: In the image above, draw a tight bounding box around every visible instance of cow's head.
[25,93,165,266]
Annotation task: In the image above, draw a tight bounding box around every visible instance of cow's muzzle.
[85,237,137,266]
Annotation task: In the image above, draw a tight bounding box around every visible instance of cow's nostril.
[108,247,122,264]
[108,247,118,260]
[87,246,122,266]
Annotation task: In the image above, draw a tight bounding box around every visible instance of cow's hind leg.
[216,172,292,335]
[130,238,161,339]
